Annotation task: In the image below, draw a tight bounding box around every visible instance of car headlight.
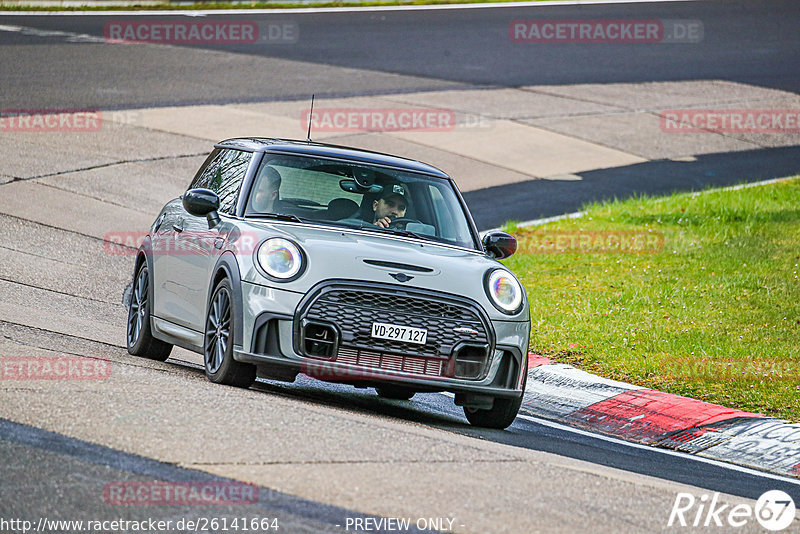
[485,269,523,314]
[256,238,305,281]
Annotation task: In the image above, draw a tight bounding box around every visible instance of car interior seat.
[326,198,359,220]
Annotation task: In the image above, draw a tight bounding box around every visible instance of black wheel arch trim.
[209,252,245,348]
[135,236,155,323]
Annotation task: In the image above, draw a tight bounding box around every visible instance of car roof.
[215,137,450,179]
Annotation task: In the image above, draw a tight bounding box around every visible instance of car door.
[153,148,251,332]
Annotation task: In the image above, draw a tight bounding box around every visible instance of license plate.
[371,322,428,345]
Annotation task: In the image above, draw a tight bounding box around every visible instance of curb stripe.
[527,353,556,368]
[565,389,762,443]
[693,419,800,479]
[522,354,800,478]
[521,360,643,421]
[515,412,800,486]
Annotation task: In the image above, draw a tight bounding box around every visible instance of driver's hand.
[375,217,392,228]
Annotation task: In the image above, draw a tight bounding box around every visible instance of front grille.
[299,286,491,361]
[336,347,444,377]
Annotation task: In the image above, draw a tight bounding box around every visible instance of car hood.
[234,220,528,321]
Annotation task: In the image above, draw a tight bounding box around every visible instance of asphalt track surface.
[249,375,800,500]
[1,418,398,534]
[1,0,800,531]
[3,363,800,531]
[2,0,800,228]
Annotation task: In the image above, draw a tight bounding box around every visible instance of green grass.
[503,177,800,421]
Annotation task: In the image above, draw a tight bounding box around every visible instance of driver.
[371,182,409,228]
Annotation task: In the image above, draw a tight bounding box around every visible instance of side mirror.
[183,188,221,228]
[482,231,517,260]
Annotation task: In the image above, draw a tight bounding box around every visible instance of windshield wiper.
[359,225,431,242]
[249,215,432,242]
[246,212,307,223]
[386,228,427,240]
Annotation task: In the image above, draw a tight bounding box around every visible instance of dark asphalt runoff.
[465,145,800,228]
[1,0,799,226]
[1,0,799,108]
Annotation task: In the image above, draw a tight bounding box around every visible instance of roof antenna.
[306,94,315,142]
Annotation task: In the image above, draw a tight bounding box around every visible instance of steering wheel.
[388,217,422,229]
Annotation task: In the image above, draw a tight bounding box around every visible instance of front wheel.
[126,263,172,361]
[375,385,415,400]
[204,278,255,388]
[463,396,523,429]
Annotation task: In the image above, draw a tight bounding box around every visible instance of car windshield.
[244,153,478,250]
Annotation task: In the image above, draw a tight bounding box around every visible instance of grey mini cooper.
[126,138,530,428]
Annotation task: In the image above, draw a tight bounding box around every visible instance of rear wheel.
[204,278,255,388]
[126,263,172,361]
[375,385,415,400]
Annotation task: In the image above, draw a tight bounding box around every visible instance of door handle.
[172,223,184,233]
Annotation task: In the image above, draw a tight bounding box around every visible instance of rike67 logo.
[668,490,796,531]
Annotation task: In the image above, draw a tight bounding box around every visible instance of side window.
[188,148,221,190]
[189,149,251,214]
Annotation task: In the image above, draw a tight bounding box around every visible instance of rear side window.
[189,149,251,214]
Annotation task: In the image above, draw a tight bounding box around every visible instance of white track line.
[0,0,698,16]
[0,22,105,41]
[516,413,800,486]
[439,392,800,484]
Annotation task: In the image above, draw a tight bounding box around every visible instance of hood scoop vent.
[363,259,434,273]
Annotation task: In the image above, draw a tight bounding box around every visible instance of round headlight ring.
[485,269,523,314]
[256,238,305,281]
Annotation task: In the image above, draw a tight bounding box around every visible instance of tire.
[204,278,255,388]
[463,358,528,429]
[375,385,415,400]
[127,262,172,361]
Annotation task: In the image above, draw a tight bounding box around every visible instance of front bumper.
[235,279,530,398]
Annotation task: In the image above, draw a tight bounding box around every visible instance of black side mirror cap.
[183,188,219,216]
[183,188,221,228]
[482,231,517,260]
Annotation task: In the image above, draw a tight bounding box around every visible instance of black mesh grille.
[300,286,490,361]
